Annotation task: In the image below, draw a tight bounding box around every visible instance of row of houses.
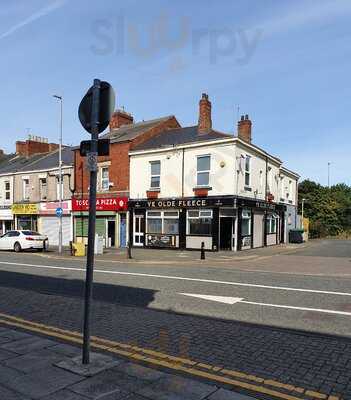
[0,93,299,251]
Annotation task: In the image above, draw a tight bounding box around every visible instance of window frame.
[22,178,30,201]
[196,155,211,187]
[146,210,179,235]
[100,166,109,191]
[244,155,251,188]
[241,208,251,237]
[4,180,10,201]
[266,213,278,234]
[39,178,47,201]
[187,209,213,236]
[150,161,161,189]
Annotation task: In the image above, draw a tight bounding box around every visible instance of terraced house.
[0,136,74,245]
[129,94,299,251]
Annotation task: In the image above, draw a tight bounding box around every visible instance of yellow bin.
[72,242,85,257]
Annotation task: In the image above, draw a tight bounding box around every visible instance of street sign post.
[55,207,63,218]
[79,79,115,365]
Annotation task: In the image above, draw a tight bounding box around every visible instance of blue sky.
[1,0,350,185]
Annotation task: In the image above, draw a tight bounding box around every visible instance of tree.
[298,180,351,238]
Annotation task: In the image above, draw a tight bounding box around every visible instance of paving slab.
[0,329,32,344]
[49,343,82,357]
[136,374,217,400]
[0,347,18,361]
[0,336,56,354]
[0,385,30,400]
[0,364,25,387]
[3,348,67,373]
[5,365,84,399]
[56,353,121,377]
[41,389,90,400]
[112,361,166,381]
[69,369,151,399]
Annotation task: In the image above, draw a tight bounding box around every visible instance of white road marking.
[0,260,351,297]
[180,293,351,317]
[180,293,243,304]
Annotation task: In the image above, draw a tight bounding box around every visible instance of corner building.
[129,94,299,251]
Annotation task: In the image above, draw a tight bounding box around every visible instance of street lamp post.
[53,95,63,254]
[328,162,331,188]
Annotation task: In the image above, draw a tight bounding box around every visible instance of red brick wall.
[16,140,54,157]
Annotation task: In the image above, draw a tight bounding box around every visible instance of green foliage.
[298,180,351,238]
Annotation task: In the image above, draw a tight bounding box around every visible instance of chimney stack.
[16,136,58,157]
[237,114,252,143]
[109,109,134,130]
[198,93,212,134]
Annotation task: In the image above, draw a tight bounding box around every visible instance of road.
[0,240,350,399]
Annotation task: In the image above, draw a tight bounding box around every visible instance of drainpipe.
[181,148,185,198]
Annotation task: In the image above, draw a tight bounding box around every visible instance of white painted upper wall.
[129,139,299,206]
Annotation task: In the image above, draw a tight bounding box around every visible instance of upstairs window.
[197,155,210,186]
[22,179,30,201]
[150,161,161,188]
[244,155,251,187]
[39,178,47,200]
[56,176,63,200]
[4,181,10,200]
[101,167,109,191]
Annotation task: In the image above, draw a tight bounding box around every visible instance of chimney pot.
[198,93,212,134]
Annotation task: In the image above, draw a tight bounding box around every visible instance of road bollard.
[127,241,133,259]
[200,242,205,260]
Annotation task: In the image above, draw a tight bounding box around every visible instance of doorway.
[133,214,144,246]
[220,217,233,250]
[107,220,115,247]
[119,214,127,247]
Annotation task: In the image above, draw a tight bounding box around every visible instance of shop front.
[236,197,286,251]
[129,196,237,251]
[0,206,13,235]
[129,196,286,252]
[72,197,128,248]
[38,201,72,246]
[12,203,39,231]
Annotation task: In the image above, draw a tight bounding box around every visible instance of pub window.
[146,210,179,234]
[150,161,161,188]
[241,209,251,236]
[187,209,212,235]
[197,155,210,186]
[4,181,10,200]
[266,213,278,234]
[244,155,251,187]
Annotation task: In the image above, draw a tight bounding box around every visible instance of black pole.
[200,241,205,260]
[82,78,101,365]
[127,241,133,259]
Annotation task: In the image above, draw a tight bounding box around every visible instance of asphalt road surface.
[0,240,350,398]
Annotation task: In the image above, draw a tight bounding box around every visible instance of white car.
[0,230,48,252]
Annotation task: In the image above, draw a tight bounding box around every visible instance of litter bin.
[289,229,304,244]
[72,242,86,256]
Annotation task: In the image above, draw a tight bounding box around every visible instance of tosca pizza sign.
[72,197,128,212]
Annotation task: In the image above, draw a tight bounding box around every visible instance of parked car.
[0,230,48,252]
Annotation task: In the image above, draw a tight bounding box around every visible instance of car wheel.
[14,242,22,253]
[38,248,44,252]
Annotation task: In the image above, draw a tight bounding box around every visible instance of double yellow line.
[0,313,339,400]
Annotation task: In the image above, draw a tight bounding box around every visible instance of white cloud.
[0,0,67,41]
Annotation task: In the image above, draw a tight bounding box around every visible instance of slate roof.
[132,126,232,151]
[101,115,176,144]
[0,147,74,175]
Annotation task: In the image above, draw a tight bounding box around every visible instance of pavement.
[0,326,255,400]
[0,239,350,399]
